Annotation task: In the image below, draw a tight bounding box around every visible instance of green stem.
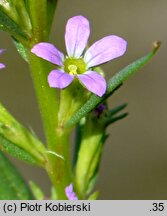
[27,0,48,41]
[27,0,72,199]
[29,54,59,145]
[29,52,72,199]
[46,129,72,199]
[27,0,72,198]
[27,1,60,145]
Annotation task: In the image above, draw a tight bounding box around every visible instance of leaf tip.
[152,41,161,50]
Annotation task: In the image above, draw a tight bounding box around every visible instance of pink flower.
[65,183,78,200]
[31,15,127,97]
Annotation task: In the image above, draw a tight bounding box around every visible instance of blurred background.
[0,0,166,199]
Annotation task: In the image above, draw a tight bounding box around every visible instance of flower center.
[68,64,78,75]
[64,57,87,75]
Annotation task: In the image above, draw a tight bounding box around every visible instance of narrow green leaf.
[66,43,160,128]
[108,103,128,117]
[0,151,34,199]
[86,173,98,196]
[29,181,44,200]
[0,134,40,165]
[13,37,29,62]
[0,8,27,38]
[12,0,32,34]
[0,103,46,165]
[73,122,84,167]
[88,191,99,200]
[105,113,128,127]
[51,187,58,200]
[47,0,58,34]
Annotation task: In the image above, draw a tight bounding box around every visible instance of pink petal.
[84,35,127,68]
[0,63,5,69]
[48,69,74,89]
[78,71,106,97]
[65,15,90,58]
[31,42,64,66]
[65,184,78,200]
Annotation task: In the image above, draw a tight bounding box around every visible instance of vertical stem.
[29,54,59,145]
[27,0,72,199]
[46,129,72,199]
[28,0,48,41]
[29,52,72,199]
[29,53,73,199]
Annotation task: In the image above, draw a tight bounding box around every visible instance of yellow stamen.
[68,64,78,75]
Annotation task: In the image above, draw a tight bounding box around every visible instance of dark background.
[0,0,166,199]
